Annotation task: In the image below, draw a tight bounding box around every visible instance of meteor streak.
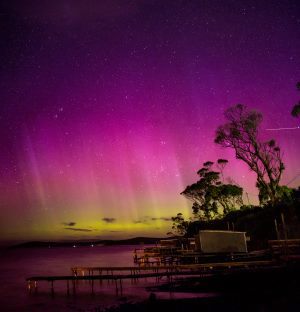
[266,126,300,131]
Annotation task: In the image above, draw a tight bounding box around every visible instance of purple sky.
[0,0,300,241]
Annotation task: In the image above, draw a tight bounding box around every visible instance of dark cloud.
[133,220,144,224]
[62,222,76,226]
[133,216,171,224]
[133,217,149,224]
[151,217,172,222]
[102,217,116,223]
[64,227,92,232]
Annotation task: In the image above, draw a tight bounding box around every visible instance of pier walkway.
[71,260,274,276]
[26,260,276,295]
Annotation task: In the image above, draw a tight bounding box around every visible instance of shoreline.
[100,290,300,312]
[100,262,300,311]
[5,237,163,249]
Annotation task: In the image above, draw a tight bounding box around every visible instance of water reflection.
[0,245,216,311]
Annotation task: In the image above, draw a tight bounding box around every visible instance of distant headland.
[7,237,166,249]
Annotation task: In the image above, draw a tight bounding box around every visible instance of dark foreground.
[101,263,300,312]
[101,293,300,312]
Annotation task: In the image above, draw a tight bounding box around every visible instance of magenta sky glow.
[0,0,300,241]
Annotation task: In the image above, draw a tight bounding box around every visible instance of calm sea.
[0,245,212,311]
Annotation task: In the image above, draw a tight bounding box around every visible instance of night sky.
[1,0,300,241]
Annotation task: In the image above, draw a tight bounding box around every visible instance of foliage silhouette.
[170,213,190,236]
[215,104,284,205]
[181,160,243,221]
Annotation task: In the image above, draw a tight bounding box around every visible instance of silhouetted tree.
[217,158,228,181]
[218,184,244,214]
[181,160,243,220]
[291,82,300,117]
[215,104,284,205]
[170,213,190,236]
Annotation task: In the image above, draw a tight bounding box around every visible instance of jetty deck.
[26,260,277,295]
[26,239,300,296]
[71,260,274,276]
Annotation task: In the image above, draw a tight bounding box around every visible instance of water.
[0,245,213,311]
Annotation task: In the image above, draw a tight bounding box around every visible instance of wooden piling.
[50,280,54,297]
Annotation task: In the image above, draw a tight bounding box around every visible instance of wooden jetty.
[26,260,276,296]
[25,239,300,296]
[71,260,275,276]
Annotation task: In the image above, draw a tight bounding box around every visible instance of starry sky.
[1,0,300,242]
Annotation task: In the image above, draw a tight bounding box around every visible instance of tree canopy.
[170,213,190,236]
[181,160,243,220]
[215,104,284,205]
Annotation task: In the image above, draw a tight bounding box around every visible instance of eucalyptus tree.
[170,213,190,236]
[215,104,284,205]
[181,160,243,220]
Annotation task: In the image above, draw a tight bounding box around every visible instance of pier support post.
[27,281,32,294]
[115,279,119,296]
[34,281,38,294]
[72,280,76,296]
[91,279,94,296]
[119,279,123,295]
[50,281,54,297]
